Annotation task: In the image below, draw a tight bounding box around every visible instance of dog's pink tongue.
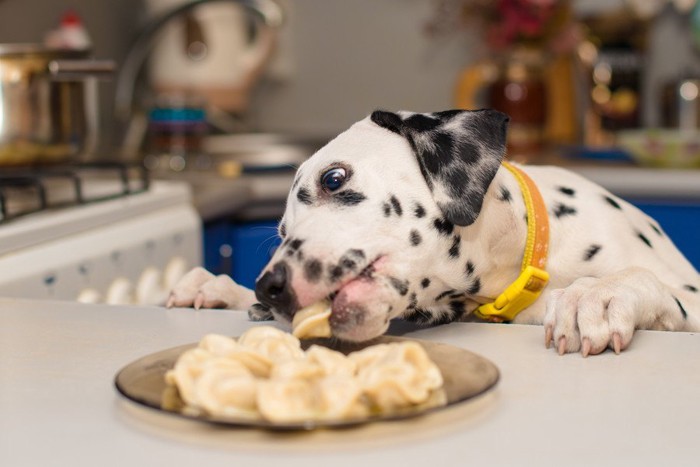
[333,276,374,309]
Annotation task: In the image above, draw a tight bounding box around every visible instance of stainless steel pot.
[0,44,114,165]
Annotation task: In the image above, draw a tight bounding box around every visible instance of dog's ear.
[371,109,509,226]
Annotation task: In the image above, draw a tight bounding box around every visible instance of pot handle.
[48,60,116,80]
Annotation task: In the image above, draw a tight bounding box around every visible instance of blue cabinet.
[202,201,699,291]
[631,200,700,271]
[203,219,281,289]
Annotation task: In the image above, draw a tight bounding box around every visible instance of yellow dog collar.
[474,161,550,322]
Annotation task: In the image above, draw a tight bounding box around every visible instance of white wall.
[248,0,476,135]
[248,0,700,134]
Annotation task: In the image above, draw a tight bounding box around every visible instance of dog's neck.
[452,166,530,303]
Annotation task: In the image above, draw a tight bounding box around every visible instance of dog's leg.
[167,267,257,311]
[543,267,700,356]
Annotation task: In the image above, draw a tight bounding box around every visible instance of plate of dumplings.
[115,326,500,430]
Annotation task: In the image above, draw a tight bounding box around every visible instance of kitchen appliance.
[115,0,283,160]
[0,44,114,165]
[0,163,201,306]
[143,0,281,113]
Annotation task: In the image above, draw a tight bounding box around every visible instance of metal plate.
[114,335,499,430]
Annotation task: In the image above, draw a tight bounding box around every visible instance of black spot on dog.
[403,307,434,324]
[297,187,313,205]
[407,292,418,309]
[673,296,688,319]
[554,203,577,218]
[288,238,304,252]
[410,230,422,246]
[650,222,663,236]
[340,256,357,271]
[279,223,287,239]
[558,186,576,197]
[448,235,461,258]
[465,260,475,276]
[426,302,463,325]
[584,244,602,261]
[382,202,391,217]
[333,190,367,206]
[421,278,431,288]
[467,277,481,295]
[433,218,454,236]
[348,249,365,260]
[419,132,458,175]
[389,277,409,296]
[435,289,455,301]
[605,195,622,210]
[449,291,465,299]
[370,110,403,134]
[327,250,364,282]
[304,259,322,282]
[296,250,304,261]
[414,203,426,218]
[329,264,344,282]
[637,232,652,248]
[405,113,441,132]
[683,284,698,293]
[389,195,403,216]
[498,185,512,202]
[448,301,464,318]
[434,109,464,121]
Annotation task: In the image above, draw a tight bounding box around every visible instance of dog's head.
[255,109,509,341]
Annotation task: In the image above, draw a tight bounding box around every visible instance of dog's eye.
[320,168,347,192]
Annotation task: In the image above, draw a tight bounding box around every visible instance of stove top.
[0,162,149,223]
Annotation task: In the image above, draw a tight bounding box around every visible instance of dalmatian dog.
[168,109,700,356]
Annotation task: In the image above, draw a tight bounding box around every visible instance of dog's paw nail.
[581,337,591,358]
[612,332,622,355]
[545,326,553,349]
[557,336,567,356]
[194,293,204,310]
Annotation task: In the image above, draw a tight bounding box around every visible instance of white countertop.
[571,165,700,200]
[1,297,699,467]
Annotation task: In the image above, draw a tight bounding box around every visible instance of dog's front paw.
[543,277,637,357]
[248,303,274,321]
[166,267,257,311]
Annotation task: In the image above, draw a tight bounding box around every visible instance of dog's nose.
[255,262,297,317]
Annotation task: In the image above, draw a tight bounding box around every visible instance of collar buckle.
[474,263,550,323]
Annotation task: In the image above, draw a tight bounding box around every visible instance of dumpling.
[315,375,367,420]
[270,358,325,381]
[193,365,259,419]
[256,379,318,423]
[237,326,305,362]
[165,348,214,404]
[353,342,443,411]
[292,301,332,339]
[305,345,356,378]
[197,334,238,356]
[195,333,273,377]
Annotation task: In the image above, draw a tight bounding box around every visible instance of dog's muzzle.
[255,262,298,318]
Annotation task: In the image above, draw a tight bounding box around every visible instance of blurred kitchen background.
[0,0,698,307]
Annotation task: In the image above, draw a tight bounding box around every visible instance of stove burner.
[0,162,149,223]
